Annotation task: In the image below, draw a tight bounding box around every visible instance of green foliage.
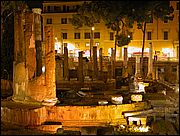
[116,34,131,47]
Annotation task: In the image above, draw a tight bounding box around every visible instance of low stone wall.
[46,102,147,126]
[56,80,116,91]
[1,101,147,132]
[1,105,46,126]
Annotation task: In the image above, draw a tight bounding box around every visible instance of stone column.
[177,64,179,83]
[32,8,42,77]
[123,47,128,66]
[99,48,103,80]
[148,42,153,76]
[24,10,36,80]
[111,48,115,79]
[93,46,98,80]
[64,46,69,80]
[78,51,84,83]
[43,26,57,105]
[12,11,29,103]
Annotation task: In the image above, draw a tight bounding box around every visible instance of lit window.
[85,43,90,47]
[62,33,67,39]
[147,32,152,40]
[164,31,168,40]
[84,33,90,39]
[110,32,114,40]
[61,18,67,24]
[95,42,99,46]
[47,18,52,24]
[94,32,100,39]
[74,33,80,39]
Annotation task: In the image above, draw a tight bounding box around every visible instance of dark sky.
[26,1,43,8]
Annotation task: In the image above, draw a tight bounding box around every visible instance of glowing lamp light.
[67,43,75,50]
[92,27,95,31]
[98,100,108,105]
[42,66,45,73]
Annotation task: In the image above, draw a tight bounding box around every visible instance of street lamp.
[90,26,95,61]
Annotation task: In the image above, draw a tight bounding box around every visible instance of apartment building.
[41,1,179,61]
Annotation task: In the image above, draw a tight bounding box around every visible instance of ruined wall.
[46,102,147,126]
[1,106,46,126]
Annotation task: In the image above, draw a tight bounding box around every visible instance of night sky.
[26,0,43,8]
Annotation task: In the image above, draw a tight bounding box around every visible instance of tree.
[71,1,174,79]
[71,1,133,61]
[127,1,174,78]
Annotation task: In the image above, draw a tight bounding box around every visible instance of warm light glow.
[55,37,57,40]
[55,42,61,53]
[92,27,95,31]
[42,66,45,73]
[138,126,150,132]
[98,100,108,105]
[138,82,145,93]
[84,50,90,57]
[67,43,75,50]
[131,94,143,102]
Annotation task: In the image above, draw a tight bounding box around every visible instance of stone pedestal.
[78,51,84,83]
[99,48,103,80]
[93,46,98,80]
[64,46,69,80]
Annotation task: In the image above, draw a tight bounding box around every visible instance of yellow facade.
[42,1,179,60]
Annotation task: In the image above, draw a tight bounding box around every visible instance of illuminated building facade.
[42,1,179,61]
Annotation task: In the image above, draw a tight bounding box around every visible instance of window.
[54,6,61,12]
[85,43,90,47]
[84,33,90,39]
[94,32,100,39]
[74,33,80,39]
[164,31,168,40]
[47,18,52,24]
[47,6,50,12]
[177,2,179,10]
[95,42,99,46]
[62,33,67,39]
[61,18,67,24]
[147,32,152,40]
[110,32,114,40]
[63,5,66,12]
[67,6,69,12]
